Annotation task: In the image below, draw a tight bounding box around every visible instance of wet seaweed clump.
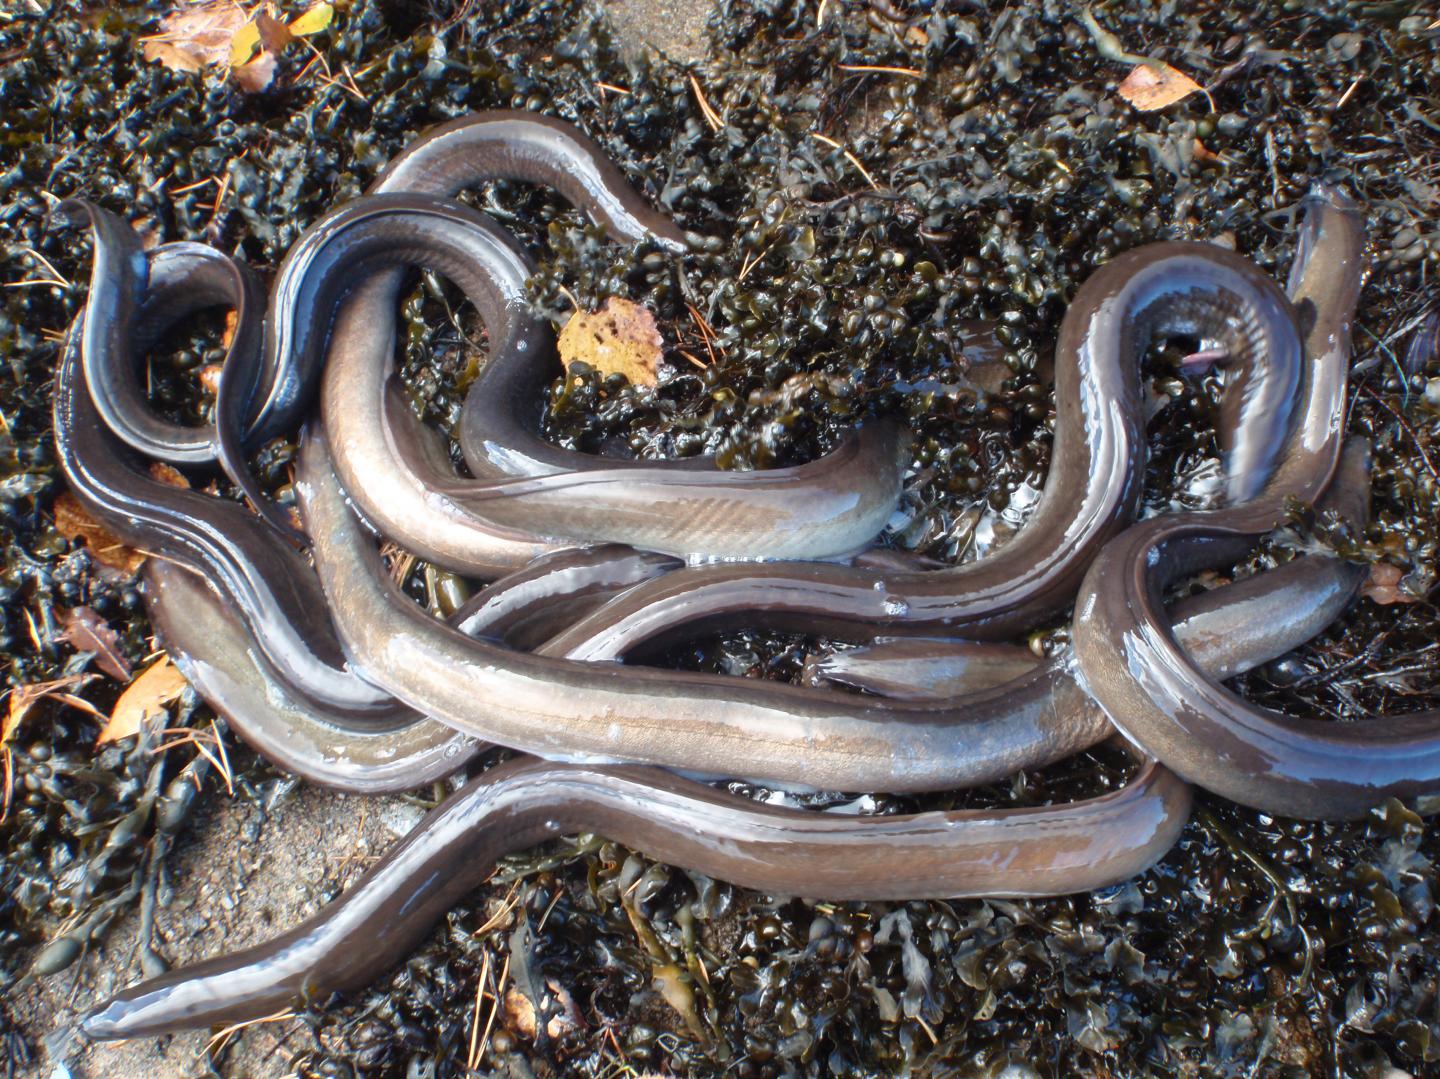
[1,0,1439,1076]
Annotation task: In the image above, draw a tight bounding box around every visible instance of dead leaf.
[142,2,249,71]
[557,298,664,386]
[3,674,101,746]
[503,981,580,1040]
[143,1,334,93]
[53,493,147,576]
[232,50,278,92]
[99,657,189,746]
[140,41,206,72]
[1362,563,1421,606]
[287,2,334,37]
[503,986,537,1038]
[1116,62,1203,111]
[1192,139,1228,166]
[58,607,133,682]
[149,461,191,489]
[231,10,291,66]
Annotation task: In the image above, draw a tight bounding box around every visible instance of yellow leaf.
[288,2,334,36]
[228,17,262,66]
[557,298,664,387]
[98,658,188,746]
[1116,62,1203,111]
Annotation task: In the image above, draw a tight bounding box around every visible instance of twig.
[683,302,722,368]
[473,953,510,1069]
[2,747,12,823]
[380,542,416,585]
[837,63,923,78]
[811,132,880,191]
[1335,73,1364,112]
[203,1007,297,1058]
[690,75,724,132]
[1360,384,1439,485]
[4,247,72,290]
[535,888,564,933]
[466,949,492,1071]
[208,170,232,226]
[169,176,219,195]
[472,884,521,936]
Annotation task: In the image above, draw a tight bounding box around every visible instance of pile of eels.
[44,111,1436,1042]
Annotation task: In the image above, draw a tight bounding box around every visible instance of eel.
[301,195,906,566]
[503,232,1311,647]
[1074,188,1440,820]
[80,749,1191,1040]
[142,545,679,792]
[295,423,1369,794]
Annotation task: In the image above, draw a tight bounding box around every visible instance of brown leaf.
[557,298,663,387]
[503,985,537,1039]
[1116,62,1203,111]
[3,674,100,746]
[1362,563,1421,606]
[143,1,301,93]
[255,10,294,52]
[230,9,290,66]
[148,461,191,489]
[143,2,249,71]
[99,657,189,746]
[59,607,133,682]
[1192,138,1228,166]
[503,981,580,1040]
[140,40,206,72]
[232,49,278,92]
[53,494,147,576]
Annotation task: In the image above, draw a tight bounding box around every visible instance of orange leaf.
[148,461,192,489]
[1192,139,1228,166]
[3,674,98,745]
[53,494,147,576]
[1116,62,1203,111]
[98,657,189,746]
[1361,563,1421,606]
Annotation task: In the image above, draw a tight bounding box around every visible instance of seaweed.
[0,0,1438,1075]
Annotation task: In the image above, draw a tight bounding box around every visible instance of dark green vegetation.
[2,0,1439,1075]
